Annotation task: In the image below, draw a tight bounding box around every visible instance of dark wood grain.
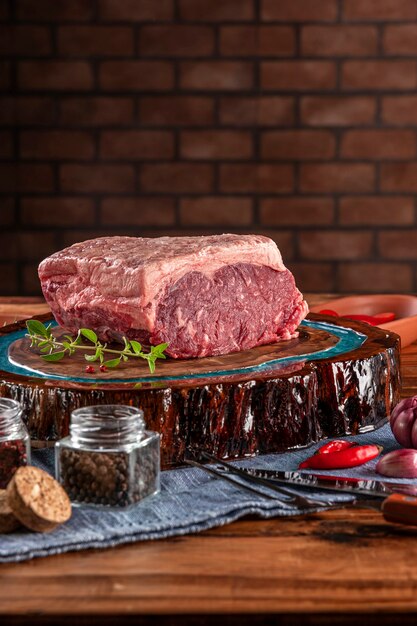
[0,295,414,626]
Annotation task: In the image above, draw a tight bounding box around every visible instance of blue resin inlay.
[0,319,366,385]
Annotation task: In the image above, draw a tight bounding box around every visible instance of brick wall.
[2,0,417,295]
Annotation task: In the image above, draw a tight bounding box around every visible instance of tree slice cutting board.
[0,313,401,468]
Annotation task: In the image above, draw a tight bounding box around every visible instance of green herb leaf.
[42,351,66,362]
[130,340,142,355]
[26,320,49,337]
[80,328,98,344]
[103,357,121,368]
[84,352,99,362]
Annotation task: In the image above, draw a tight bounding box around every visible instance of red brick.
[13,232,58,261]
[140,26,214,57]
[381,163,417,192]
[219,97,294,126]
[219,164,293,193]
[384,25,417,55]
[61,164,135,193]
[300,164,375,193]
[0,164,54,193]
[378,231,417,259]
[180,62,253,91]
[0,132,13,158]
[340,197,414,225]
[382,96,417,125]
[0,26,51,56]
[141,163,213,193]
[100,61,174,92]
[0,231,57,263]
[341,130,416,159]
[22,264,43,295]
[0,2,9,20]
[0,198,15,225]
[299,231,373,260]
[58,26,133,57]
[0,62,10,90]
[60,97,134,127]
[301,26,377,56]
[21,198,95,226]
[262,0,337,21]
[0,264,18,294]
[220,26,295,57]
[179,0,253,21]
[180,197,253,226]
[100,131,174,160]
[301,97,376,126]
[101,197,175,226]
[17,0,94,20]
[20,131,94,160]
[260,197,334,226]
[180,131,253,160]
[261,61,336,91]
[140,97,214,127]
[0,97,57,126]
[342,61,416,90]
[18,61,92,91]
[287,262,334,293]
[343,0,417,21]
[339,263,412,293]
[99,0,173,20]
[261,130,335,160]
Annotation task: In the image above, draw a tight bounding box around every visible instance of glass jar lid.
[0,398,24,440]
[70,404,146,448]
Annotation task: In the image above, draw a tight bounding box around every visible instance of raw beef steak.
[38,234,308,359]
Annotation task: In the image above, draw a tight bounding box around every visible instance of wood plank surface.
[1,295,416,626]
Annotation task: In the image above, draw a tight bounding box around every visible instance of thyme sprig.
[26,320,168,374]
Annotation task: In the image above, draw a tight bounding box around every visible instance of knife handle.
[381,494,417,526]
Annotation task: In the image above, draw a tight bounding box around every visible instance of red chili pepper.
[317,439,355,455]
[319,309,339,317]
[299,444,382,470]
[85,365,95,374]
[373,312,396,324]
[341,312,396,326]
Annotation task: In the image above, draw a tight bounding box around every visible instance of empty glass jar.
[0,398,30,489]
[55,405,160,508]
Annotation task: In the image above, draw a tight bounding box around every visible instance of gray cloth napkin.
[0,423,409,562]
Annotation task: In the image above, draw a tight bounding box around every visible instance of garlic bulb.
[390,396,417,448]
[376,449,417,478]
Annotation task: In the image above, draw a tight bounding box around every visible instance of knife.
[223,466,417,526]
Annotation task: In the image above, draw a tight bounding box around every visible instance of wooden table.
[2,296,417,626]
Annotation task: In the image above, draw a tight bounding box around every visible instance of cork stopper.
[0,489,21,533]
[6,466,72,533]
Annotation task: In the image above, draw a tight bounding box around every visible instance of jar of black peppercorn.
[0,398,31,489]
[55,405,160,508]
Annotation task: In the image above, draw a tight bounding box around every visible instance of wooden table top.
[1,295,417,626]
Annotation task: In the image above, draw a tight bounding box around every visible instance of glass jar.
[55,405,160,508]
[0,398,31,489]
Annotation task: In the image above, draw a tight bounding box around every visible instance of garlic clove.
[376,449,417,478]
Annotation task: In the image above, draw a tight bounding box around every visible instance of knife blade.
[238,468,417,499]
[192,448,417,526]
[230,467,417,526]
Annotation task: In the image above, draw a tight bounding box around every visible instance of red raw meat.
[38,234,308,359]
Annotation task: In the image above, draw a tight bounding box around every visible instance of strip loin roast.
[39,234,308,359]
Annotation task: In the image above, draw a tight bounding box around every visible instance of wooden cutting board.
[0,310,401,468]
